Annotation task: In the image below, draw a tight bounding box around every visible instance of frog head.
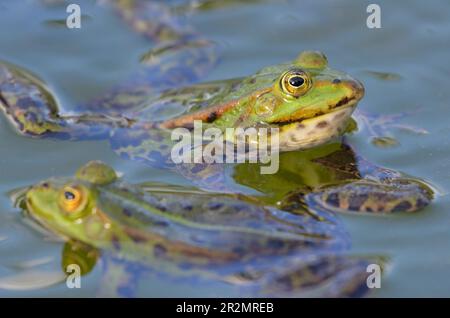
[256,51,364,150]
[163,51,364,151]
[230,51,364,150]
[24,161,118,244]
[255,51,363,122]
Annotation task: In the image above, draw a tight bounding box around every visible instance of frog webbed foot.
[0,62,66,138]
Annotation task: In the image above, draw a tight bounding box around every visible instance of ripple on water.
[0,270,66,291]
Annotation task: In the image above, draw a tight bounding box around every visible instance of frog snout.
[349,79,365,100]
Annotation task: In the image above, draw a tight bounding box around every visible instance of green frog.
[0,0,433,204]
[15,160,376,297]
[0,0,432,212]
[0,0,361,151]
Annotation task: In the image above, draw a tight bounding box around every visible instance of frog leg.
[301,178,432,214]
[0,61,132,139]
[227,255,374,297]
[0,0,219,139]
[280,141,433,214]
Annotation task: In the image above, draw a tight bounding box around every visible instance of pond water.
[0,0,450,297]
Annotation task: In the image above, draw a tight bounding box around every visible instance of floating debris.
[363,70,402,81]
[371,136,399,148]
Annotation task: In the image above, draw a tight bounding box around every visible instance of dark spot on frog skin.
[207,202,223,210]
[153,244,167,257]
[290,134,300,142]
[181,202,193,211]
[316,121,328,129]
[206,111,218,123]
[122,208,133,217]
[348,194,369,211]
[125,228,148,243]
[325,192,340,207]
[274,274,293,291]
[416,197,430,209]
[393,200,413,212]
[154,220,169,227]
[332,79,341,84]
[335,96,352,108]
[296,123,305,129]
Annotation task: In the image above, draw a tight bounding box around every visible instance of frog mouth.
[10,188,64,240]
[275,95,358,127]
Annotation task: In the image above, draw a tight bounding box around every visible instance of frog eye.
[280,70,311,98]
[60,186,86,213]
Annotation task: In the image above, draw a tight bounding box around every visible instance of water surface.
[0,0,450,297]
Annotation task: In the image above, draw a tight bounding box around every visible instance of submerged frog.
[16,161,376,297]
[0,1,433,210]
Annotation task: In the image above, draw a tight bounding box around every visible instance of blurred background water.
[0,0,450,297]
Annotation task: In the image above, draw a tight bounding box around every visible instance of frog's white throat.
[276,105,356,151]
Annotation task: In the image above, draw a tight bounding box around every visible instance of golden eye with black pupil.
[60,186,83,213]
[280,70,311,98]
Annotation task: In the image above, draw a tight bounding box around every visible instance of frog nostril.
[41,182,49,188]
[332,79,341,84]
